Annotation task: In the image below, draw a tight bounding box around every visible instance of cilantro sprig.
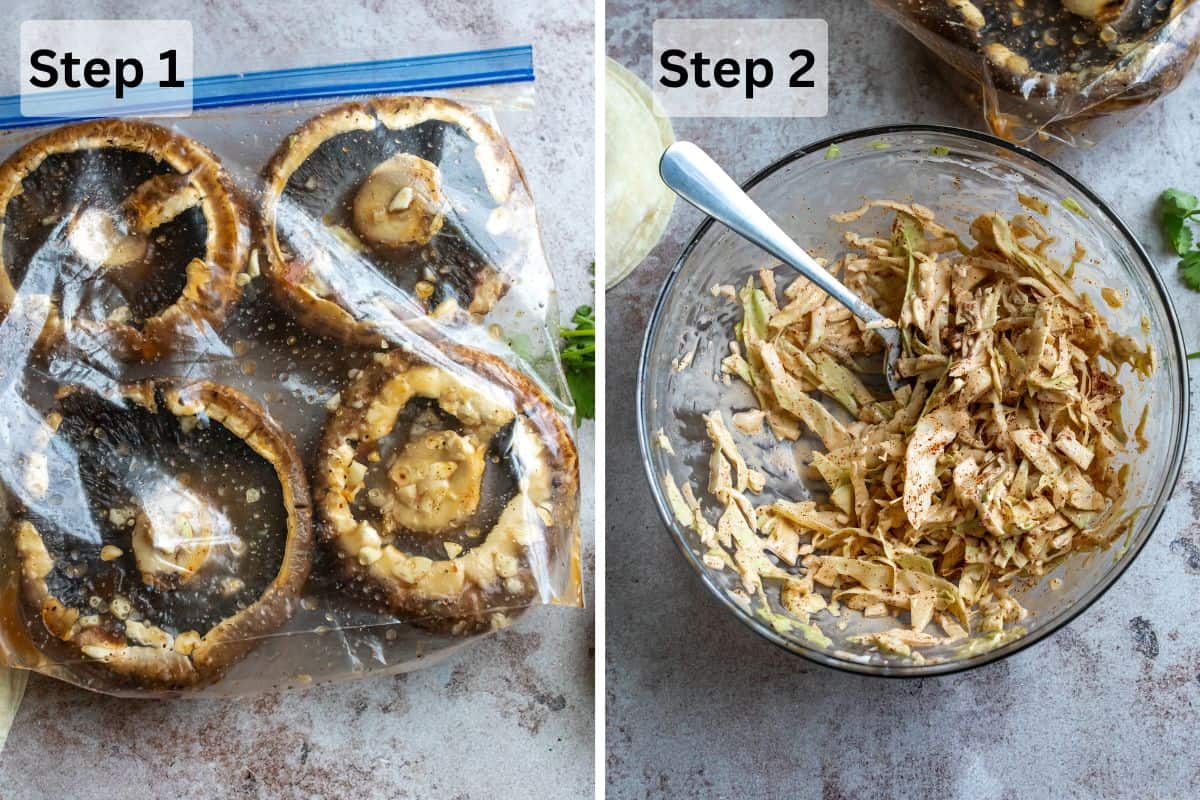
[560,305,595,424]
[1158,189,1200,359]
[1159,188,1200,290]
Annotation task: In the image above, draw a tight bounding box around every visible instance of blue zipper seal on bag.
[0,45,535,129]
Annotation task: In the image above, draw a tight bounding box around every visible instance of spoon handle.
[659,141,886,327]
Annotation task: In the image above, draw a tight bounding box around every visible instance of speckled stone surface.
[0,2,595,798]
[607,2,1200,798]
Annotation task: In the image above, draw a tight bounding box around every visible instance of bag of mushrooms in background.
[874,0,1200,147]
[0,47,582,697]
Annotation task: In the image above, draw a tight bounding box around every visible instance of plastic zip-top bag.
[874,0,1200,147]
[0,46,583,697]
[0,663,24,751]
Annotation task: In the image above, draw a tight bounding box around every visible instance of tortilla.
[605,58,676,287]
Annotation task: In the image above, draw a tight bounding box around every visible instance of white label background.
[20,20,193,118]
[653,18,828,118]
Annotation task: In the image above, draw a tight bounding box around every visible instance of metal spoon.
[659,141,906,395]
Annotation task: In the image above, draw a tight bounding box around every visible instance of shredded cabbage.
[663,202,1149,659]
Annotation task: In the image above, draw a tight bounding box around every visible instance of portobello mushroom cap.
[0,119,249,360]
[893,0,1199,111]
[260,97,533,346]
[11,380,312,690]
[316,344,578,634]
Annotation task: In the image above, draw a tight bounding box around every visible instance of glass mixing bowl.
[637,125,1189,676]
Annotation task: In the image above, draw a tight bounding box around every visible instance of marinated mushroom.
[0,119,249,360]
[890,0,1199,137]
[130,482,215,591]
[260,97,532,346]
[10,380,311,690]
[351,152,447,248]
[316,344,579,634]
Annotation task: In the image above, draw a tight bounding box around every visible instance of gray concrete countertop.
[607,2,1200,798]
[0,2,594,798]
